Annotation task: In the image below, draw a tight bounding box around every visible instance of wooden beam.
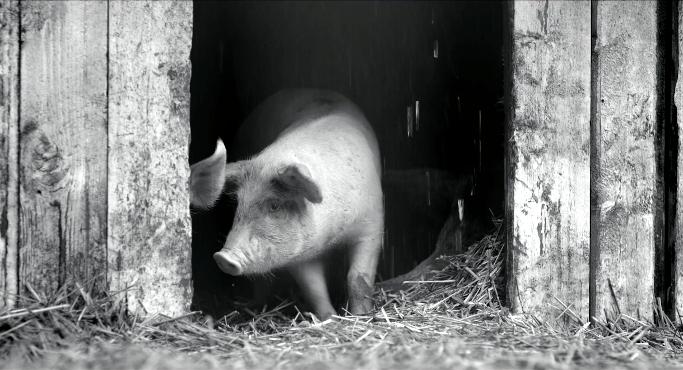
[675,0,683,321]
[18,1,108,297]
[108,1,193,316]
[593,1,659,321]
[0,0,19,308]
[507,1,591,322]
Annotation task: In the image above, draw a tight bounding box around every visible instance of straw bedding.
[2,221,683,369]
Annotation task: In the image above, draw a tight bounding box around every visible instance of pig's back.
[253,90,383,247]
[243,89,383,249]
[231,89,380,171]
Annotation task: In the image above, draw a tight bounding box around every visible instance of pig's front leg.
[289,258,336,320]
[347,232,382,315]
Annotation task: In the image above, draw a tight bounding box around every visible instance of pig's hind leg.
[289,258,336,320]
[347,228,382,315]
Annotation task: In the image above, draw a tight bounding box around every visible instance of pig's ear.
[273,164,322,203]
[190,139,228,209]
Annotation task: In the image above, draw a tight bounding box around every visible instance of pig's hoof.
[213,251,243,275]
[305,309,336,321]
[349,301,374,316]
[318,309,337,321]
[348,275,375,315]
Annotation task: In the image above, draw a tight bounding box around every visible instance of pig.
[190,89,384,319]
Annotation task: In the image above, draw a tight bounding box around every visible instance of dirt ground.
[3,334,683,370]
[3,229,683,370]
[3,306,683,370]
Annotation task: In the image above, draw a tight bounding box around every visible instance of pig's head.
[190,139,323,276]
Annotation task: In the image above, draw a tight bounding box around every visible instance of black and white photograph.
[1,0,682,369]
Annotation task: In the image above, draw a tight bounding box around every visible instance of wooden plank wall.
[0,1,192,316]
[0,0,19,309]
[19,1,108,296]
[592,1,659,321]
[1,0,678,321]
[108,1,193,316]
[510,1,674,322]
[507,1,591,322]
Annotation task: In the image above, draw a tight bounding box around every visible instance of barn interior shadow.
[189,1,504,317]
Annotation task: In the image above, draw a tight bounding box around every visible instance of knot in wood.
[30,132,67,189]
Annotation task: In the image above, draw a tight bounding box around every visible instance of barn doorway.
[189,1,504,316]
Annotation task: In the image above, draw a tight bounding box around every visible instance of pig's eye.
[268,200,281,213]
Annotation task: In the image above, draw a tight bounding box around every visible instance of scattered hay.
[2,220,683,369]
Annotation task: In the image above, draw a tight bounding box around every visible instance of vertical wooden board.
[594,2,658,320]
[108,1,193,316]
[675,0,683,320]
[19,1,108,296]
[507,1,591,321]
[0,0,19,308]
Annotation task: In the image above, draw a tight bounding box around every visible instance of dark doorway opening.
[190,1,504,316]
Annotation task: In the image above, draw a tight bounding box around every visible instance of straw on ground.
[2,220,683,369]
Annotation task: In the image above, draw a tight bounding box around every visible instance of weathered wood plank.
[18,1,108,297]
[108,1,193,316]
[675,0,683,321]
[507,1,591,322]
[0,0,19,308]
[593,1,658,320]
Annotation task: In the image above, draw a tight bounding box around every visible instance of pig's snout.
[213,251,243,276]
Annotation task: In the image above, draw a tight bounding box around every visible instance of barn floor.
[3,226,683,370]
[2,314,683,370]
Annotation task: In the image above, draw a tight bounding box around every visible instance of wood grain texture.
[593,1,658,320]
[18,1,108,297]
[507,1,591,322]
[108,1,192,316]
[0,0,19,308]
[675,0,683,321]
